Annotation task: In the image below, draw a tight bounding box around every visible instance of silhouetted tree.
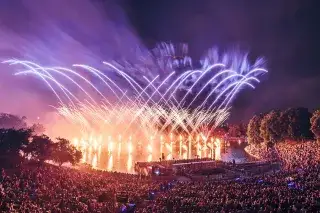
[0,128,33,167]
[52,138,82,166]
[0,128,32,155]
[239,123,247,137]
[70,147,83,165]
[228,125,240,137]
[310,110,320,141]
[0,113,27,129]
[30,123,46,135]
[24,134,54,164]
[228,124,246,137]
[260,110,282,144]
[281,107,313,140]
[247,114,265,144]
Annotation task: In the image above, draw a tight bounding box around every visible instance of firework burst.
[3,43,267,171]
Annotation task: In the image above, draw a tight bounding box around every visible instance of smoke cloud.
[0,0,143,128]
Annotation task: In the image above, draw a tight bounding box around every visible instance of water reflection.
[76,137,254,173]
[221,146,252,163]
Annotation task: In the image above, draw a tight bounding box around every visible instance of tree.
[310,110,320,141]
[228,124,246,137]
[212,126,228,138]
[24,134,55,163]
[52,138,82,166]
[30,123,46,135]
[260,110,282,143]
[0,113,27,129]
[247,113,265,144]
[239,123,247,137]
[228,124,241,137]
[71,147,82,165]
[0,128,33,167]
[0,128,33,155]
[281,107,313,141]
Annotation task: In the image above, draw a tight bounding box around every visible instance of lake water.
[221,146,253,163]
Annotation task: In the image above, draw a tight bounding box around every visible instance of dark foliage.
[30,123,46,135]
[228,123,246,137]
[52,137,82,166]
[247,113,265,144]
[281,107,313,140]
[0,128,32,155]
[311,109,320,141]
[24,134,55,163]
[260,110,282,143]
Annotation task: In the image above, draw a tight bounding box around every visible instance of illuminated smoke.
[3,43,267,172]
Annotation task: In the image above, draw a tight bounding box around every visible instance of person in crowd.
[1,140,319,212]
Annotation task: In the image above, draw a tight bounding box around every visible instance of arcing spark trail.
[3,43,267,171]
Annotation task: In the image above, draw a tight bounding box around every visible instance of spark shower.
[3,43,267,172]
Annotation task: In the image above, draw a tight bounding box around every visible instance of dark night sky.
[0,0,319,124]
[122,0,320,122]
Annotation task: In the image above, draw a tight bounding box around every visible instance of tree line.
[0,113,82,168]
[247,107,320,145]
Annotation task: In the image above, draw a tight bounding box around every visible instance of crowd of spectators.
[276,141,320,170]
[0,165,160,212]
[246,140,320,170]
[137,164,320,212]
[135,141,320,212]
[244,143,274,161]
[1,140,320,212]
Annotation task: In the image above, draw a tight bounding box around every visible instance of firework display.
[3,43,267,172]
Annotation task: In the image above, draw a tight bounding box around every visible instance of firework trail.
[3,43,267,169]
[4,43,267,135]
